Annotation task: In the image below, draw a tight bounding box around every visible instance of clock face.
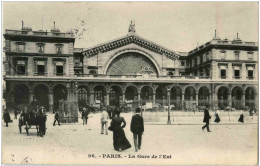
[107,52,158,75]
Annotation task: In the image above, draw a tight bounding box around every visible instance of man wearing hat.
[100,107,109,135]
[3,109,11,127]
[130,107,144,152]
[202,104,211,132]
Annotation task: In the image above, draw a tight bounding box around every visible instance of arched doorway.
[184,86,196,109]
[34,84,49,111]
[198,87,210,106]
[94,85,106,107]
[156,86,167,106]
[53,84,67,112]
[77,85,90,110]
[245,87,256,108]
[141,86,153,105]
[232,86,243,109]
[125,86,138,107]
[14,84,30,110]
[170,86,182,110]
[109,85,122,106]
[218,86,229,109]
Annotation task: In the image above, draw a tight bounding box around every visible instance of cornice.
[82,34,180,60]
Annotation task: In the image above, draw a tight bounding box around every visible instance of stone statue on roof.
[128,20,135,33]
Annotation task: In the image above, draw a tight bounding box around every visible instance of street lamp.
[167,90,171,124]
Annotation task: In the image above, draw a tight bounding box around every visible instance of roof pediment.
[82,34,180,60]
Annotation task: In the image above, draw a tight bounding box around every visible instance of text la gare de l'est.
[102,154,172,159]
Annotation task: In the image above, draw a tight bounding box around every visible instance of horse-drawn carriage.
[18,108,47,136]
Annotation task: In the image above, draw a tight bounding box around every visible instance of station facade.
[3,22,258,122]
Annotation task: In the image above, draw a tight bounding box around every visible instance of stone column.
[47,57,53,76]
[122,92,125,103]
[196,92,199,107]
[138,92,141,106]
[90,91,94,105]
[182,92,185,110]
[167,89,171,124]
[29,90,34,103]
[241,91,245,107]
[10,91,15,112]
[106,93,109,106]
[209,92,212,108]
[255,93,258,109]
[228,92,232,107]
[83,55,88,75]
[49,91,54,113]
[153,90,156,105]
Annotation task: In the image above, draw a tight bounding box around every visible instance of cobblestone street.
[2,111,258,165]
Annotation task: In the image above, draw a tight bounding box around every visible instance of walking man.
[53,111,61,126]
[130,107,144,152]
[100,107,109,135]
[202,105,211,132]
[3,109,11,127]
[83,107,89,125]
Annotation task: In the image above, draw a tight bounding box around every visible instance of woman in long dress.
[110,109,131,151]
[214,110,220,123]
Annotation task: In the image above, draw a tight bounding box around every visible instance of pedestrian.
[101,107,109,135]
[28,96,40,113]
[111,106,116,119]
[14,109,18,120]
[238,110,244,123]
[3,109,11,127]
[202,105,211,132]
[214,109,220,123]
[109,109,131,151]
[130,107,144,152]
[53,111,61,126]
[107,105,112,119]
[249,107,254,116]
[37,108,45,137]
[82,107,89,125]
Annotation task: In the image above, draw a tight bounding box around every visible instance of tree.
[67,18,87,39]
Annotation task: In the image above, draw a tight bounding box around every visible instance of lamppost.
[167,90,171,124]
[75,81,78,114]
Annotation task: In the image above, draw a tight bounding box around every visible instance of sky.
[3,2,258,52]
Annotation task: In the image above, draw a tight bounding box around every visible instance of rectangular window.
[16,44,25,53]
[220,51,226,60]
[16,60,26,74]
[181,61,185,67]
[56,66,63,76]
[221,69,226,78]
[56,45,63,54]
[234,52,239,60]
[234,70,240,78]
[38,45,44,53]
[248,70,253,78]
[248,52,253,60]
[37,65,45,75]
[17,65,25,74]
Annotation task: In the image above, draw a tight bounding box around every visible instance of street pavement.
[2,111,258,165]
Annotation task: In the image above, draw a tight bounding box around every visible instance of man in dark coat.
[53,111,61,126]
[202,105,211,132]
[130,107,144,152]
[28,96,40,113]
[3,109,11,127]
